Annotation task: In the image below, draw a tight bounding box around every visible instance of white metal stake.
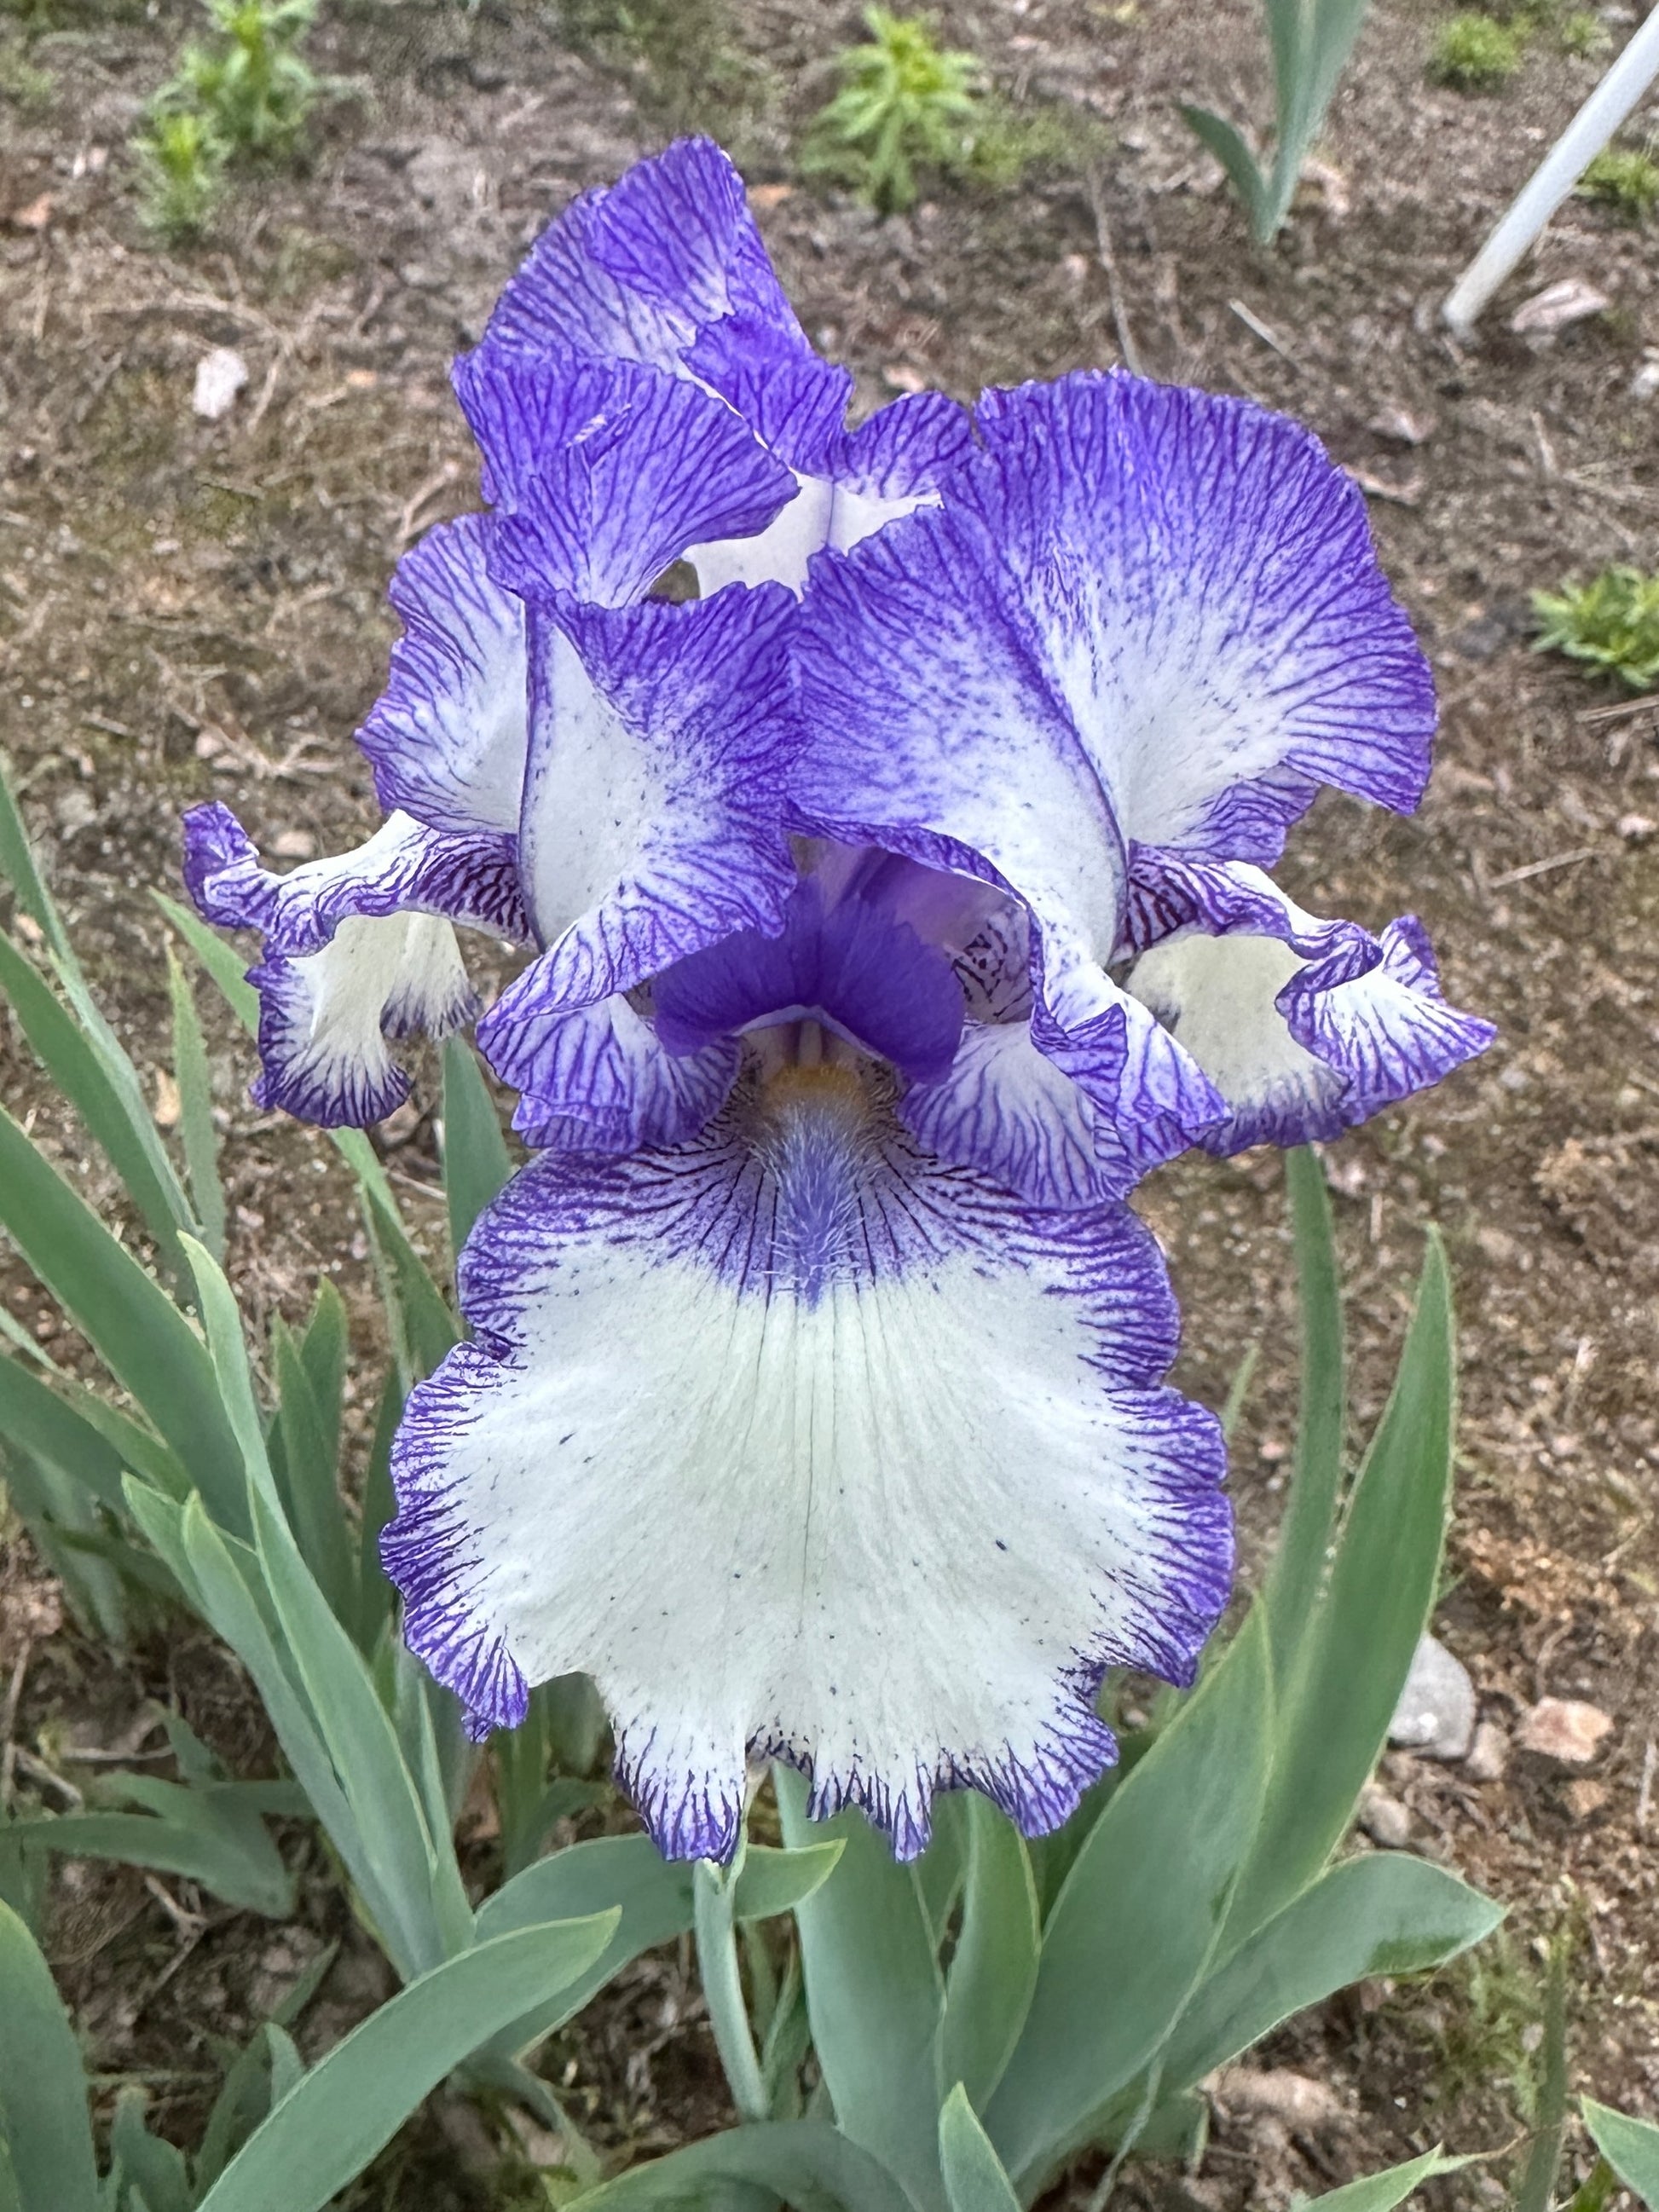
[1442,1,1659,339]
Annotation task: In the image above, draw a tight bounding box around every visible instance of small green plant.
[132,0,322,244]
[167,0,321,159]
[1555,8,1610,55]
[802,7,986,215]
[0,32,52,104]
[134,107,227,240]
[1421,1932,1546,2122]
[1179,0,1373,246]
[1430,12,1525,88]
[1578,143,1659,222]
[557,0,764,138]
[1533,566,1659,691]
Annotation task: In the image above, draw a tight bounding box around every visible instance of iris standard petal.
[355,514,529,838]
[469,138,974,598]
[481,136,824,386]
[382,1069,1231,1863]
[1121,855,1494,1151]
[684,383,974,596]
[497,580,799,1009]
[452,354,798,609]
[795,368,1436,914]
[796,511,1131,1028]
[481,991,739,1153]
[962,374,1436,850]
[793,369,1442,1176]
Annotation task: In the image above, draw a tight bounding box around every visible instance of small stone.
[882,362,930,396]
[1616,813,1656,845]
[193,346,249,421]
[379,1099,422,1147]
[1518,1696,1614,1764]
[153,1068,182,1129]
[1510,278,1610,336]
[1562,1778,1610,1819]
[1465,1720,1510,1782]
[1390,1633,1477,1760]
[270,827,316,860]
[1359,1783,1412,1848]
[1211,2065,1348,2131]
[1369,404,1436,446]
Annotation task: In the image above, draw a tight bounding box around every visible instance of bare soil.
[1,0,1656,2203]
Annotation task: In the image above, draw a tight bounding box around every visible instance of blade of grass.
[0,928,193,1273]
[1515,1937,1571,2212]
[194,1915,621,2212]
[1263,1146,1347,1683]
[440,1034,512,1259]
[0,1900,97,2212]
[0,758,75,965]
[166,946,227,1260]
[0,1109,246,1530]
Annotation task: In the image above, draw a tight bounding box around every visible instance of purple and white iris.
[184,137,1491,1863]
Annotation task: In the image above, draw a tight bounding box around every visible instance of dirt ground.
[0,0,1656,2203]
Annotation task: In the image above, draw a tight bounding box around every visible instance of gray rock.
[1390,1632,1477,1760]
[1465,1719,1510,1782]
[1359,1784,1412,1849]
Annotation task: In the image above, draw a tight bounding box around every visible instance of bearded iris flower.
[793,373,1495,1198]
[185,138,1489,1862]
[182,138,969,1129]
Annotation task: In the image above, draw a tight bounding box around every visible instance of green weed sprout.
[0,35,53,107]
[135,107,226,240]
[171,0,321,159]
[1179,0,1373,247]
[1555,8,1610,56]
[1430,13,1525,90]
[803,7,985,215]
[1532,567,1659,691]
[1578,143,1659,222]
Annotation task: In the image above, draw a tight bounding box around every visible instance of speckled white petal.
[383,1082,1230,1861]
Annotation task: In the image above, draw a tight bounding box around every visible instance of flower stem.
[693,1851,770,2125]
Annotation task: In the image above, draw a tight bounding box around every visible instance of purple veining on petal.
[453,354,797,609]
[652,875,966,1083]
[355,513,529,839]
[382,1085,1232,1861]
[1280,915,1495,1141]
[507,581,800,1005]
[837,388,976,500]
[483,990,740,1153]
[1122,852,1493,1152]
[963,373,1437,847]
[482,136,812,376]
[682,315,855,475]
[899,1022,1105,1209]
[184,801,530,954]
